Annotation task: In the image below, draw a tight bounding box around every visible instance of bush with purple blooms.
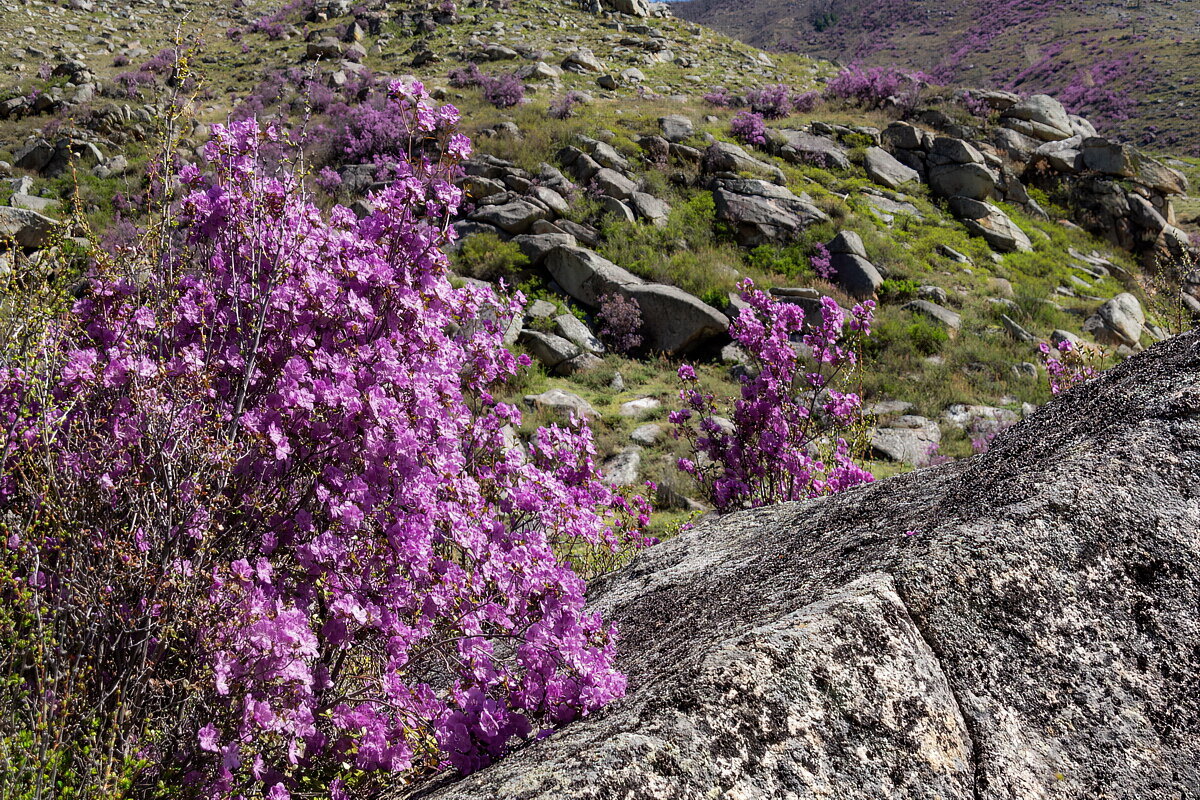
[810,242,834,281]
[1040,339,1100,395]
[597,292,644,354]
[671,280,875,512]
[825,64,930,109]
[702,87,733,107]
[730,111,767,147]
[745,83,793,119]
[0,81,652,799]
[549,91,586,120]
[480,72,525,108]
[448,62,486,88]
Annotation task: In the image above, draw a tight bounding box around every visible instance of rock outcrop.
[408,332,1200,800]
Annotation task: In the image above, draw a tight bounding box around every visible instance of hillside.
[1,0,1200,794]
[675,0,1200,153]
[1,0,1197,516]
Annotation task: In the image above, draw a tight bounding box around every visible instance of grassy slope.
[0,0,1182,515]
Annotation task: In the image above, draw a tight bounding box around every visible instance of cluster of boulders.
[0,59,97,122]
[433,127,731,365]
[893,93,1189,266]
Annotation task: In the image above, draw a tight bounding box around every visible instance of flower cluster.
[671,280,875,512]
[447,64,526,108]
[549,91,586,120]
[1039,339,1100,395]
[810,242,834,281]
[597,292,644,354]
[0,81,650,798]
[730,111,767,147]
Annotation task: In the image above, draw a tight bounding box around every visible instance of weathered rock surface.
[863,146,919,190]
[545,247,728,354]
[412,332,1200,800]
[949,197,1033,253]
[712,179,828,247]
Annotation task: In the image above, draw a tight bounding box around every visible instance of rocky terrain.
[401,328,1200,800]
[2,0,1199,521]
[3,0,1200,796]
[676,0,1200,154]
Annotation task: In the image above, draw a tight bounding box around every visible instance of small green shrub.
[878,278,920,303]
[453,232,529,281]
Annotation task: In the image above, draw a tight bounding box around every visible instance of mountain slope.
[675,0,1200,152]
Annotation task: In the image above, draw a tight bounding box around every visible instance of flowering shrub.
[1040,339,1100,394]
[448,63,486,88]
[825,64,929,109]
[702,87,733,107]
[549,91,586,120]
[671,280,875,512]
[597,292,644,354]
[960,90,993,118]
[745,83,793,119]
[0,81,650,798]
[791,90,820,113]
[730,111,767,147]
[480,72,526,108]
[810,242,834,281]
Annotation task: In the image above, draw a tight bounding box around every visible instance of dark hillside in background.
[675,0,1200,153]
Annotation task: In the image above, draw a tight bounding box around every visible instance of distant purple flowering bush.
[672,280,875,512]
[703,87,733,107]
[1040,339,1100,395]
[810,242,834,281]
[745,83,793,119]
[825,64,929,109]
[549,91,586,120]
[480,72,525,108]
[730,111,767,147]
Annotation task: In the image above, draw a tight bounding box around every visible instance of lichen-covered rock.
[406,332,1200,800]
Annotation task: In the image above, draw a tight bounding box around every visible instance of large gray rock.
[863,146,919,190]
[414,332,1200,800]
[1000,94,1074,141]
[770,130,851,170]
[590,168,637,201]
[602,0,650,15]
[702,141,785,182]
[469,200,547,234]
[903,299,961,330]
[830,252,883,300]
[712,179,828,247]
[544,247,728,354]
[622,283,730,355]
[545,246,638,306]
[518,330,580,371]
[658,115,694,143]
[523,388,598,419]
[948,197,1033,253]
[1083,292,1145,348]
[0,206,61,248]
[869,414,942,465]
[928,162,996,201]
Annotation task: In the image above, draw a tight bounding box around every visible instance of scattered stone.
[602,447,642,486]
[523,388,598,419]
[870,415,941,465]
[619,397,661,417]
[1083,293,1145,348]
[630,423,664,445]
[903,300,961,331]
